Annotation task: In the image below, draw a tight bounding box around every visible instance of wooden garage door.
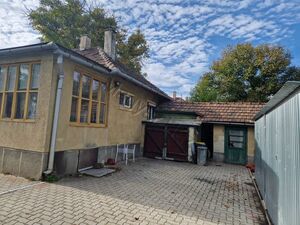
[144,125,164,159]
[144,125,189,161]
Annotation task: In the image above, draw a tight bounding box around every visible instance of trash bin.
[195,142,207,165]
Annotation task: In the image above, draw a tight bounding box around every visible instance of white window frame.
[119,91,133,109]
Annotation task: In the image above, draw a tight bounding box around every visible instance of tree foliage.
[28,0,149,75]
[191,43,299,102]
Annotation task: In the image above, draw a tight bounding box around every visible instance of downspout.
[44,55,64,175]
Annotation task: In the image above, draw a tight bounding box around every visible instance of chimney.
[79,35,91,50]
[173,91,177,100]
[104,30,116,60]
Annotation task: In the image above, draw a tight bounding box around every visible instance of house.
[254,81,300,225]
[0,30,265,180]
[143,101,264,164]
[0,31,170,180]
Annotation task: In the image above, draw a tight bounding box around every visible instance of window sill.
[119,105,133,111]
[0,118,36,123]
[69,122,107,128]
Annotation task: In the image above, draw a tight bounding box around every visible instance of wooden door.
[225,126,247,165]
[144,125,164,159]
[166,127,189,161]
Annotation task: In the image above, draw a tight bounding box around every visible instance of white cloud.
[0,0,40,48]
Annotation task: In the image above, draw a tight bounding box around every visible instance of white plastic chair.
[115,144,136,165]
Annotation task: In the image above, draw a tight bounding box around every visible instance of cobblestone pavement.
[0,159,266,225]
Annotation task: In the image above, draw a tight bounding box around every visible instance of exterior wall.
[255,91,300,225]
[213,125,225,161]
[50,59,160,174]
[247,127,255,162]
[0,54,55,152]
[213,125,225,153]
[212,124,255,162]
[0,54,56,179]
[55,59,159,152]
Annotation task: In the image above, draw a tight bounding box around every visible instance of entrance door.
[225,127,247,165]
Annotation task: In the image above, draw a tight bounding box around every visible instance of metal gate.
[144,125,189,162]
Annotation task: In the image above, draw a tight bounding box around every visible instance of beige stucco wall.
[213,124,255,157]
[213,125,225,153]
[55,59,159,151]
[0,54,55,152]
[247,127,255,157]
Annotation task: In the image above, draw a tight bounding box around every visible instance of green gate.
[224,126,247,165]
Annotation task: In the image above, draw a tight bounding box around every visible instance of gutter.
[44,55,64,175]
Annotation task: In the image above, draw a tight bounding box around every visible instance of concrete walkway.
[0,159,266,225]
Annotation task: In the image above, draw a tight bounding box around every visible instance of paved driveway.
[0,159,266,225]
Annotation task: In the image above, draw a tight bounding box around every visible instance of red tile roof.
[159,101,265,124]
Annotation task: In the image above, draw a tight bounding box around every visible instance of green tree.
[190,73,219,102]
[28,0,149,75]
[191,43,296,102]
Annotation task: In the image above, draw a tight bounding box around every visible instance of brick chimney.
[104,30,116,60]
[79,35,91,50]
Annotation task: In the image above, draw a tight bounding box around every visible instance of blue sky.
[0,0,299,97]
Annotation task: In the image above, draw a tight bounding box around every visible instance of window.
[0,63,40,121]
[119,92,133,108]
[70,71,108,126]
[147,103,156,120]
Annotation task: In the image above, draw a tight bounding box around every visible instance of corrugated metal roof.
[254,81,300,120]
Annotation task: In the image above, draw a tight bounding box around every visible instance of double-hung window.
[0,63,40,121]
[119,92,133,108]
[70,71,108,126]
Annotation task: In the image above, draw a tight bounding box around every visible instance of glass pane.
[18,64,29,90]
[229,142,243,148]
[31,64,41,89]
[92,80,99,100]
[80,99,89,123]
[6,66,17,91]
[27,93,38,119]
[99,103,106,124]
[72,72,80,96]
[91,102,98,123]
[119,93,124,105]
[0,66,6,91]
[124,95,132,107]
[101,83,107,102]
[3,93,13,118]
[229,136,244,142]
[15,93,26,119]
[81,75,91,99]
[229,130,244,136]
[70,97,78,122]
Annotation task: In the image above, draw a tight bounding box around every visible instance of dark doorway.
[200,123,214,159]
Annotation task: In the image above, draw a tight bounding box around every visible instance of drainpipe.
[44,55,64,175]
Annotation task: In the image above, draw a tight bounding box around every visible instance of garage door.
[144,125,189,162]
[166,127,189,161]
[144,125,164,159]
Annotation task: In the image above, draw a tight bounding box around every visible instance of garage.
[143,118,201,162]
